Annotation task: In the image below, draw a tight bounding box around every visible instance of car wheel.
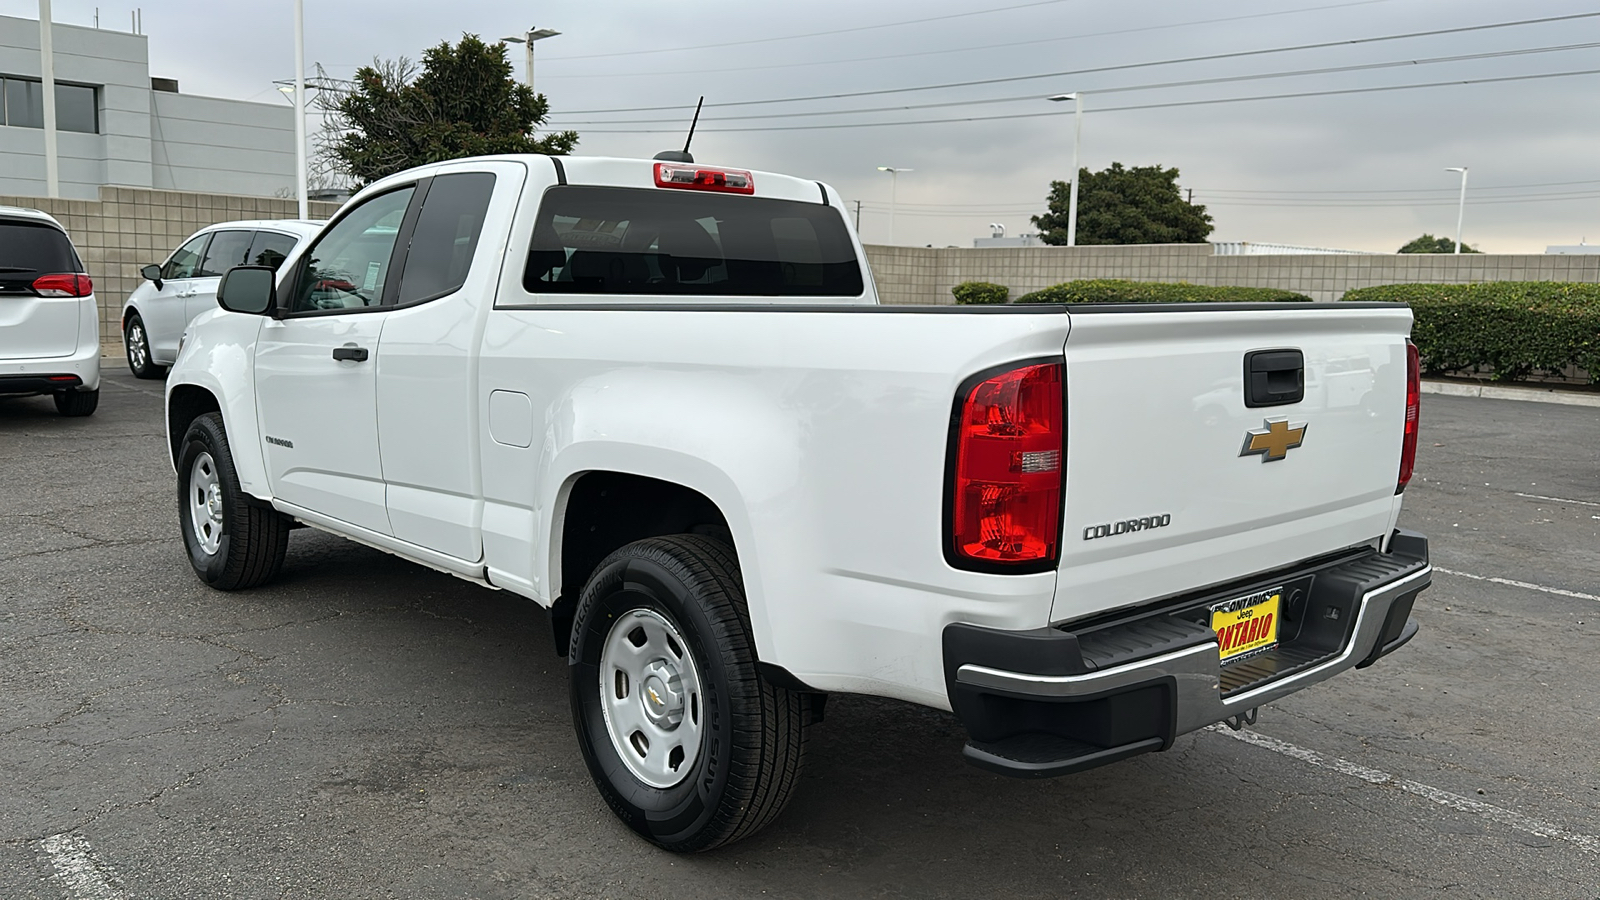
[176,412,290,590]
[124,313,166,379]
[53,389,98,417]
[569,534,814,852]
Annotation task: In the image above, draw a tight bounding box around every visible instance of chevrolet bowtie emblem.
[1240,418,1307,462]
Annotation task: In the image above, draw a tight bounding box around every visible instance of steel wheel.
[599,607,704,789]
[188,451,225,556]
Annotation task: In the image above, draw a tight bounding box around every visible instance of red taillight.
[950,361,1064,568]
[32,273,93,298]
[654,162,755,194]
[1397,340,1421,493]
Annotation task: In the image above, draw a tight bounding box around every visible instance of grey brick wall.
[863,243,1600,305]
[2,186,342,351]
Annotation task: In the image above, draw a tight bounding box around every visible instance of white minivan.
[121,220,322,378]
[0,206,100,416]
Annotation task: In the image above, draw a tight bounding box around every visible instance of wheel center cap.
[640,662,684,727]
[206,484,223,520]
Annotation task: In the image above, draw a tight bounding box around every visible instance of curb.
[1422,380,1600,408]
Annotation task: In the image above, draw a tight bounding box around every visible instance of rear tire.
[124,313,166,379]
[569,534,812,852]
[176,412,290,590]
[53,389,98,417]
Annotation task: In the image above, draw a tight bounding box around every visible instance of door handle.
[332,344,369,362]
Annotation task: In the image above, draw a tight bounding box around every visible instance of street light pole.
[501,28,561,93]
[1445,166,1468,254]
[877,166,912,245]
[294,0,307,219]
[39,0,59,198]
[1048,93,1083,246]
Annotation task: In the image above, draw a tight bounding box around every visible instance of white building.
[1,13,295,200]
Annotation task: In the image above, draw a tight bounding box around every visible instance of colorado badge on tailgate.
[1211,586,1282,663]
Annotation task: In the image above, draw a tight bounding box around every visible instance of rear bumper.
[0,354,101,394]
[943,529,1430,778]
[0,308,102,393]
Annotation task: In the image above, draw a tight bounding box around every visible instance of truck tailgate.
[1052,304,1412,623]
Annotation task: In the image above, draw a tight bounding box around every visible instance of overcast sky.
[9,0,1600,252]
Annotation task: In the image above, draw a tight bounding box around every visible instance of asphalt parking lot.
[2,368,1597,899]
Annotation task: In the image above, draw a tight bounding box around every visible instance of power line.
[557,12,1600,116]
[556,66,1600,133]
[538,0,1077,62]
[1202,178,1600,195]
[537,0,1396,80]
[549,41,1600,127]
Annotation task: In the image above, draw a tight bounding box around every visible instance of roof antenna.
[653,96,704,163]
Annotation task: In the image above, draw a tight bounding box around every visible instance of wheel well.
[122,305,137,329]
[551,471,733,655]
[167,385,221,466]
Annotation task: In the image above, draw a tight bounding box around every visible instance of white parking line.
[1434,566,1600,604]
[1209,726,1600,854]
[1515,491,1600,508]
[36,833,126,900]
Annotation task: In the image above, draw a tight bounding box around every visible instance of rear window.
[0,221,81,273]
[523,186,863,297]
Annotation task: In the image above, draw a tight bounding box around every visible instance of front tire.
[176,412,290,590]
[53,389,98,417]
[124,313,166,379]
[569,535,812,852]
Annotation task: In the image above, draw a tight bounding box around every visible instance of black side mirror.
[216,266,276,315]
[139,264,164,290]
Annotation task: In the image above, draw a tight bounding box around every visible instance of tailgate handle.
[1244,349,1303,407]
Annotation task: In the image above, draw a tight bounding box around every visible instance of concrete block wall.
[2,185,341,351]
[863,243,1600,305]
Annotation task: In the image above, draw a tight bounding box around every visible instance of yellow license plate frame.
[1210,587,1283,663]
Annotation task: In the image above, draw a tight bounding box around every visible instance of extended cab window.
[288,187,415,312]
[398,172,495,304]
[162,234,210,280]
[523,186,863,297]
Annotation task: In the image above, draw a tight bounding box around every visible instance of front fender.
[166,310,269,498]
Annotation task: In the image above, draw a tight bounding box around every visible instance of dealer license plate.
[1211,586,1282,663]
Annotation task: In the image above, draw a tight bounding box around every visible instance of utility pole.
[876,167,913,245]
[294,0,307,219]
[502,28,561,93]
[1445,166,1468,254]
[39,0,59,198]
[853,200,862,232]
[1186,188,1193,204]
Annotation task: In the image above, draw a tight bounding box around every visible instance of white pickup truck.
[165,153,1431,851]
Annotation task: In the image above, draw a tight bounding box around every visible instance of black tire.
[53,389,98,417]
[124,313,166,379]
[176,412,290,590]
[569,534,812,852]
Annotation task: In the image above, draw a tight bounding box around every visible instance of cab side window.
[161,234,210,280]
[397,172,496,304]
[288,187,415,313]
[196,230,254,277]
[246,231,297,271]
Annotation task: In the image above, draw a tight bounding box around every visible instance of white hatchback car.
[0,206,100,416]
[120,219,322,378]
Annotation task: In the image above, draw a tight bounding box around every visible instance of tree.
[1032,162,1213,245]
[1398,233,1479,254]
[327,35,578,186]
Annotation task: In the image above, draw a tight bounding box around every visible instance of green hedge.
[952,281,1010,305]
[1013,279,1312,304]
[1342,282,1600,382]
